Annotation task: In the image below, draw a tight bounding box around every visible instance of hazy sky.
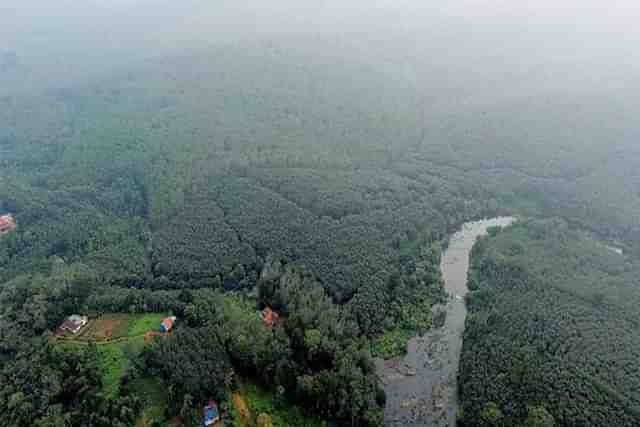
[4,1,639,51]
[1,0,639,96]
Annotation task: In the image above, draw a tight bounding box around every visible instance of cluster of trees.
[139,261,384,426]
[351,235,445,339]
[0,40,504,298]
[1,341,141,427]
[0,265,142,426]
[459,219,640,426]
[256,261,385,424]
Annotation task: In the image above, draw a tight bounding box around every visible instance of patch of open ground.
[53,313,169,398]
[144,331,168,344]
[233,392,251,427]
[79,314,129,340]
[232,382,325,427]
[55,313,167,343]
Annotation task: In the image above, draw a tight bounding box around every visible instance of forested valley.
[2,2,640,426]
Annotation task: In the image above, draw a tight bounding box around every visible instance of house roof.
[60,319,76,329]
[60,319,82,331]
[261,307,278,327]
[59,315,87,332]
[161,317,175,330]
[204,401,219,425]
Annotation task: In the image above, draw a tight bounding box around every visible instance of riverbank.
[379,217,515,427]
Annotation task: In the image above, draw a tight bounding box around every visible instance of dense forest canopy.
[1,1,639,426]
[460,220,640,426]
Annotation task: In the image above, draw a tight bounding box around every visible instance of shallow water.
[380,217,515,427]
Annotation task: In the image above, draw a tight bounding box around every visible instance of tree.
[525,405,555,427]
[480,402,504,427]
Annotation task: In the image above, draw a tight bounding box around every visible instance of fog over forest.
[2,0,639,95]
[1,1,640,427]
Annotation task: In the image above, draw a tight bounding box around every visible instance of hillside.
[459,219,640,426]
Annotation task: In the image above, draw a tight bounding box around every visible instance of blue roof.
[204,402,219,425]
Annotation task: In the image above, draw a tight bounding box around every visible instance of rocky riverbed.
[379,217,515,427]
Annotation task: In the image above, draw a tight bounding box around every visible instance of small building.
[159,316,177,333]
[203,400,220,426]
[60,315,88,334]
[0,214,16,235]
[260,306,279,327]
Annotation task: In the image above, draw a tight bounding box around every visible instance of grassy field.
[127,313,165,336]
[231,383,326,427]
[98,341,131,398]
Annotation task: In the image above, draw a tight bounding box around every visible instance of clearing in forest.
[231,383,325,427]
[77,313,129,340]
[54,313,169,398]
[55,313,166,343]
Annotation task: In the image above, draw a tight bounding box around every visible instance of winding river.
[380,217,515,427]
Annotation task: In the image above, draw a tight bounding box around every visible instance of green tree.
[525,405,555,427]
[480,402,504,426]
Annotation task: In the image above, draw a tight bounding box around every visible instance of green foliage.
[2,33,640,427]
[524,405,555,427]
[129,377,168,426]
[361,238,445,358]
[97,341,130,398]
[142,326,233,411]
[232,383,325,427]
[258,265,385,426]
[480,402,504,426]
[55,313,161,399]
[0,342,140,426]
[126,313,166,337]
[371,328,414,359]
[459,219,640,426]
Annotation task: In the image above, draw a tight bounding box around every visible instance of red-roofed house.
[260,307,279,327]
[159,316,177,333]
[0,214,16,235]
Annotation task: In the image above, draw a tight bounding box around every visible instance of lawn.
[97,334,150,398]
[127,313,166,336]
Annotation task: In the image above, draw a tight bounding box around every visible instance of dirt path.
[55,330,169,346]
[54,332,148,346]
[380,217,515,427]
[144,331,168,344]
[232,392,251,427]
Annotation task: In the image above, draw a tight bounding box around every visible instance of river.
[380,217,515,427]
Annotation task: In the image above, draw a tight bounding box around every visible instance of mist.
[2,0,639,98]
